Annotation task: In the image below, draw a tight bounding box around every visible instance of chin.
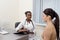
[28,19,31,20]
[44,20,47,22]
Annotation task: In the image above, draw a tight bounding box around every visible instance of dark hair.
[25,11,32,15]
[43,8,59,39]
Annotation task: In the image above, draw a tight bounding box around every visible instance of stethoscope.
[24,19,35,31]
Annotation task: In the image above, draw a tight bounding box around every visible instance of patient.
[42,8,59,40]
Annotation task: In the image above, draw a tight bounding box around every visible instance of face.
[26,13,32,20]
[43,13,52,22]
[42,13,48,22]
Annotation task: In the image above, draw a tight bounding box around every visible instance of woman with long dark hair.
[42,8,59,40]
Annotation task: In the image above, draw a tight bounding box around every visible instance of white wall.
[0,0,19,28]
[18,0,33,21]
[0,0,33,28]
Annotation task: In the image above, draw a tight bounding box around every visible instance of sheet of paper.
[0,30,9,35]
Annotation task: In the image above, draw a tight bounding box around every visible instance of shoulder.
[31,20,35,24]
[31,20,35,23]
[31,20,36,27]
[20,19,26,24]
[44,25,52,35]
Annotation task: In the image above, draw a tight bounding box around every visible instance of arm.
[31,21,36,34]
[33,21,36,33]
[17,28,28,32]
[16,21,28,32]
[15,20,28,32]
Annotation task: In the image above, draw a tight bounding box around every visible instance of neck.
[26,19,31,23]
[46,19,52,24]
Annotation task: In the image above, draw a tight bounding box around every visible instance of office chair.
[15,22,20,28]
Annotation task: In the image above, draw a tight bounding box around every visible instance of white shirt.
[16,19,36,32]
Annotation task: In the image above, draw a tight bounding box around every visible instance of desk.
[0,28,28,40]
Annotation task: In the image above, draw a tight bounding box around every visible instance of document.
[0,30,9,35]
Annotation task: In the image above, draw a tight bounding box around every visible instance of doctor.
[16,11,35,34]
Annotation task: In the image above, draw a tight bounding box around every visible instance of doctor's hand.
[18,28,28,32]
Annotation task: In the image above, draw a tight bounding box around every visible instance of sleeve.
[32,21,36,33]
[43,28,52,40]
[15,20,25,31]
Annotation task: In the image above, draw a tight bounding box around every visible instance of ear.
[48,15,51,19]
